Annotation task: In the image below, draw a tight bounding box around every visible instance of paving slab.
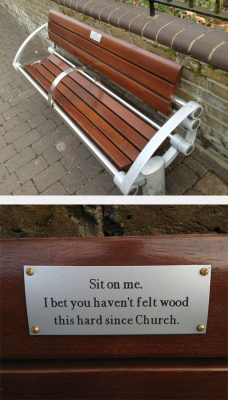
[0,5,227,196]
[190,172,228,195]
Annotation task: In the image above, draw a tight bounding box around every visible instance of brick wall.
[2,0,228,164]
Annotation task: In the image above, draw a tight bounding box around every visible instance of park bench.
[13,10,202,195]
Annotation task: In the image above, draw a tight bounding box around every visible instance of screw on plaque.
[200,267,209,276]
[26,267,35,276]
[31,326,40,334]
[197,324,205,332]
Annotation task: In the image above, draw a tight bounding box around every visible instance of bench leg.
[141,156,165,195]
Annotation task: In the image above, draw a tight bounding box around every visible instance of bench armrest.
[114,101,202,195]
[12,23,48,70]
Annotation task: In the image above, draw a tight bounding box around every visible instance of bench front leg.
[114,101,202,195]
[12,23,48,70]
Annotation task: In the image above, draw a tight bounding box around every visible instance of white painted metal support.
[114,101,201,195]
[13,25,202,196]
[141,157,165,195]
[16,66,119,178]
[47,49,162,131]
[183,117,200,131]
[12,23,48,70]
[170,133,193,155]
[48,67,80,106]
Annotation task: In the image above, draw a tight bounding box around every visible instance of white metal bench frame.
[13,23,202,195]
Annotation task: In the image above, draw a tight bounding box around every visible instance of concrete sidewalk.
[0,5,227,195]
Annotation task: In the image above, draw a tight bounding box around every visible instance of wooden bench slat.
[24,64,133,171]
[49,31,172,116]
[48,21,177,101]
[13,10,197,193]
[41,58,149,152]
[34,61,138,165]
[48,54,157,142]
[25,63,144,171]
[49,10,183,85]
[33,62,141,162]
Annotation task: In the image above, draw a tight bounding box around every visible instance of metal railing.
[148,0,228,20]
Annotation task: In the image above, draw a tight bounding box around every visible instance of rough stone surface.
[191,172,228,195]
[0,205,227,238]
[103,205,228,236]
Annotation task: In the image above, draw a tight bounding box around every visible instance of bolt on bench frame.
[13,20,202,195]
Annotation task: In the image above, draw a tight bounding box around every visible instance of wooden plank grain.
[34,61,141,160]
[48,21,176,100]
[1,236,227,360]
[1,358,227,400]
[47,53,157,141]
[48,31,172,115]
[41,58,151,150]
[48,10,183,84]
[24,64,132,170]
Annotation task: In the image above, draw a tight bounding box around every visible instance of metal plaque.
[24,265,211,335]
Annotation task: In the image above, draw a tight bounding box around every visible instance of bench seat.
[13,10,202,194]
[24,54,157,172]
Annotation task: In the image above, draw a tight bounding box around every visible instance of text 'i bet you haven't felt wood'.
[1,235,227,359]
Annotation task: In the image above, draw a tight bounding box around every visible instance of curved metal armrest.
[114,101,201,195]
[13,23,48,70]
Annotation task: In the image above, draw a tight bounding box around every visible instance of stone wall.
[0,205,227,238]
[1,0,228,166]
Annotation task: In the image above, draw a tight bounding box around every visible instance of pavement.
[0,5,227,196]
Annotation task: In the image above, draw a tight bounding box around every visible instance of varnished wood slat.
[49,31,171,115]
[40,59,149,151]
[1,236,227,360]
[2,359,227,400]
[24,65,131,170]
[48,20,176,100]
[49,10,183,85]
[33,62,140,161]
[47,53,157,141]
[24,65,51,91]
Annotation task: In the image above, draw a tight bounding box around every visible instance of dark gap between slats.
[48,54,157,141]
[48,30,172,115]
[48,21,176,94]
[48,22,174,100]
[32,62,139,163]
[44,57,150,150]
[24,64,132,170]
[48,12,182,85]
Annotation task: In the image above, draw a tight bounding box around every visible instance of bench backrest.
[48,10,183,116]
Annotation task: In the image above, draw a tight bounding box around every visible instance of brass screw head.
[32,326,40,334]
[200,267,209,276]
[26,267,34,276]
[197,324,205,332]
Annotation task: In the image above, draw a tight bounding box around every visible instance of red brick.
[75,0,92,13]
[108,5,129,26]
[99,4,128,23]
[209,42,228,72]
[119,9,144,31]
[89,1,108,19]
[189,29,228,63]
[171,23,209,54]
[142,14,177,41]
[130,15,151,35]
[156,18,193,48]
